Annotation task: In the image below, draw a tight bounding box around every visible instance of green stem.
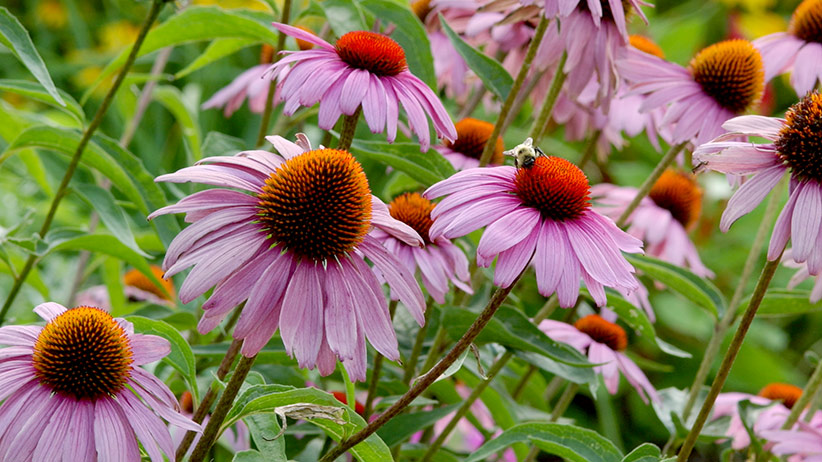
[512,365,537,401]
[577,130,602,170]
[544,376,564,403]
[364,300,398,420]
[550,382,579,422]
[255,0,292,147]
[337,108,361,152]
[616,142,688,227]
[176,338,243,461]
[341,364,357,414]
[0,0,166,325]
[404,299,434,385]
[782,358,822,429]
[478,15,549,167]
[676,257,783,462]
[189,354,257,462]
[319,278,525,462]
[420,324,449,375]
[528,52,568,145]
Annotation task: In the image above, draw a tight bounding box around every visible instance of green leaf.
[736,289,822,317]
[127,316,199,402]
[400,444,461,462]
[85,7,283,102]
[0,8,65,105]
[73,184,147,257]
[320,0,368,36]
[377,404,460,447]
[626,254,725,318]
[622,443,663,462]
[235,414,287,462]
[360,0,436,89]
[349,140,455,187]
[466,423,623,462]
[192,343,293,364]
[175,37,258,79]
[0,79,83,123]
[202,131,247,157]
[224,386,392,462]
[439,15,513,101]
[153,85,202,160]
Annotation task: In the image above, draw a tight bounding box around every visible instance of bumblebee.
[504,137,545,169]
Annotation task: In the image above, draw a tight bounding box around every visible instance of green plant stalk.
[512,365,538,401]
[0,0,166,325]
[176,338,243,461]
[616,142,688,227]
[576,130,602,170]
[364,299,398,420]
[420,324,450,374]
[341,363,357,414]
[255,0,292,147]
[782,357,822,429]
[189,354,258,462]
[529,52,568,145]
[404,298,434,385]
[478,15,549,167]
[318,276,526,462]
[337,107,362,151]
[677,256,783,462]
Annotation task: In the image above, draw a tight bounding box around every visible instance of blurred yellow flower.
[736,11,789,38]
[98,21,141,52]
[193,0,271,11]
[37,0,68,29]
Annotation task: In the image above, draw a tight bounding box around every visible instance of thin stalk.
[341,364,357,414]
[337,108,361,151]
[421,350,513,462]
[255,0,292,147]
[616,142,688,227]
[677,257,783,462]
[364,300,398,419]
[457,86,487,120]
[550,382,579,422]
[782,358,822,429]
[420,324,449,375]
[529,52,567,145]
[512,365,537,401]
[805,386,822,423]
[478,15,549,167]
[543,376,564,403]
[0,0,166,324]
[404,299,434,384]
[318,277,525,462]
[189,354,258,462]
[176,338,243,461]
[577,130,602,170]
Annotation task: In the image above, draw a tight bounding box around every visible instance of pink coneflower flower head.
[0,302,200,461]
[434,117,505,170]
[693,91,822,268]
[713,383,802,450]
[592,169,713,278]
[539,315,658,403]
[424,149,643,308]
[372,192,472,304]
[783,248,822,303]
[540,0,650,39]
[266,23,457,151]
[619,39,765,145]
[202,45,288,117]
[150,135,425,381]
[762,412,822,460]
[754,0,822,96]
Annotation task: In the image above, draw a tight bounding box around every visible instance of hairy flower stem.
[255,0,292,147]
[616,142,688,227]
[404,299,434,385]
[677,256,783,462]
[529,52,568,145]
[421,296,559,461]
[176,338,243,461]
[189,354,258,462]
[0,0,166,325]
[337,107,362,151]
[782,358,822,429]
[318,277,526,462]
[364,300,398,419]
[478,15,549,167]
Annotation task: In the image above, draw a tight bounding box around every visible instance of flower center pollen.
[32,306,134,400]
[123,266,175,301]
[758,383,803,409]
[514,156,591,221]
[791,0,822,44]
[335,31,407,77]
[389,192,435,245]
[629,34,665,58]
[689,39,764,114]
[574,314,628,351]
[257,149,372,261]
[648,169,703,229]
[775,91,822,183]
[445,118,504,164]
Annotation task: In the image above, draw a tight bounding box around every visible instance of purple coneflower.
[202,45,286,117]
[693,91,822,268]
[712,384,802,450]
[754,0,822,96]
[762,412,822,460]
[372,192,472,304]
[592,169,713,278]
[150,134,425,381]
[539,314,658,403]
[434,117,505,170]
[619,39,765,145]
[424,152,642,308]
[265,23,456,151]
[538,0,650,39]
[0,302,200,461]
